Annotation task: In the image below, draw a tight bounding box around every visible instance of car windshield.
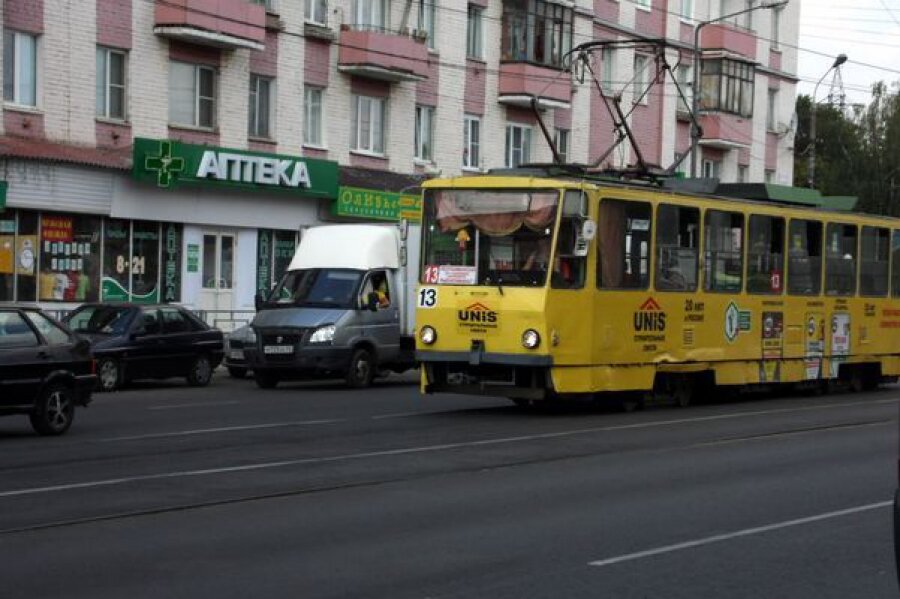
[66,305,133,335]
[421,189,560,286]
[268,269,363,308]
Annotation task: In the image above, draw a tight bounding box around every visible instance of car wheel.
[30,383,75,436]
[228,367,247,379]
[346,347,375,389]
[187,355,213,387]
[254,370,280,389]
[96,358,121,392]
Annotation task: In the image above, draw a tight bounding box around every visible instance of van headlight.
[309,324,336,344]
[420,325,437,345]
[522,329,540,349]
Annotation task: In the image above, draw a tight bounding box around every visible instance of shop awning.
[0,136,131,170]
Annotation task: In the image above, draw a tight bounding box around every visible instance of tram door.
[804,312,825,380]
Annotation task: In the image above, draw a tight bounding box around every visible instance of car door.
[160,307,194,376]
[0,311,48,407]
[127,308,166,380]
[359,270,400,363]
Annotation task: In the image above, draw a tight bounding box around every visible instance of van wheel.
[97,358,121,392]
[346,348,375,388]
[187,355,212,387]
[30,384,75,436]
[255,370,280,389]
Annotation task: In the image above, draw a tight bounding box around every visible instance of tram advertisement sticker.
[761,311,783,359]
[438,265,477,285]
[724,302,752,343]
[457,302,499,336]
[633,297,667,345]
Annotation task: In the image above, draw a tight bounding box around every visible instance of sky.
[797,0,900,107]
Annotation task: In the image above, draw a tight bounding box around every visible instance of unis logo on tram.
[633,297,666,333]
[458,302,500,335]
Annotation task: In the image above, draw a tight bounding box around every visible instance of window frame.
[304,85,325,148]
[467,5,483,59]
[767,88,777,132]
[700,58,755,118]
[597,198,653,291]
[305,0,328,25]
[351,93,386,155]
[746,214,785,295]
[859,225,890,298]
[96,46,127,121]
[500,0,574,69]
[824,222,858,297]
[352,0,387,31]
[462,114,481,170]
[0,311,40,349]
[248,74,275,139]
[414,105,435,162]
[680,0,693,21]
[787,219,823,296]
[504,122,532,168]
[892,230,900,298]
[417,0,436,49]
[169,61,216,129]
[600,47,615,93]
[3,29,38,107]
[555,129,570,164]
[703,209,745,293]
[633,54,649,106]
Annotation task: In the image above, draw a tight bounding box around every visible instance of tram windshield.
[421,189,560,286]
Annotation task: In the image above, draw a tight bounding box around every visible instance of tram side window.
[597,199,651,289]
[893,231,900,297]
[747,215,785,294]
[552,191,588,289]
[787,219,822,295]
[703,210,744,293]
[655,204,699,292]
[860,226,889,296]
[825,223,857,296]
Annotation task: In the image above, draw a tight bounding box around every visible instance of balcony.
[699,113,752,150]
[154,0,266,51]
[498,63,571,110]
[701,23,757,61]
[337,29,429,83]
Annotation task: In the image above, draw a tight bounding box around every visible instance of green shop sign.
[334,186,422,222]
[0,181,7,211]
[133,138,339,199]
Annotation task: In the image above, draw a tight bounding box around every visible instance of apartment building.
[0,0,800,312]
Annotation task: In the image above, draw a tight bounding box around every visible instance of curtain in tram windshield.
[435,192,556,236]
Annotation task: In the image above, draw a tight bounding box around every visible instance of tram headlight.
[420,325,437,345]
[521,329,540,349]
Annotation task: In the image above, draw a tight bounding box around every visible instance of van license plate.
[264,345,294,354]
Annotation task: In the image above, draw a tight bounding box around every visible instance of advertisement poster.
[759,311,783,383]
[829,313,851,378]
[39,215,90,301]
[804,312,824,380]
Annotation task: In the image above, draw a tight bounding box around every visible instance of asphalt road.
[0,371,897,598]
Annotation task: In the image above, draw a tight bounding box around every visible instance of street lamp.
[807,53,848,189]
[690,1,789,178]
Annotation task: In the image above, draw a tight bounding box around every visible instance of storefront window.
[0,213,14,301]
[257,229,298,296]
[132,221,160,302]
[39,214,101,302]
[162,223,182,302]
[16,211,37,301]
[102,218,130,301]
[274,230,297,284]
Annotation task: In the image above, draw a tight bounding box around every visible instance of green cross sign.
[144,140,185,187]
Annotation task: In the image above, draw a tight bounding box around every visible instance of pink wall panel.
[4,0,43,34]
[635,0,665,37]
[765,132,778,170]
[97,0,132,49]
[594,0,619,22]
[416,55,440,107]
[169,41,221,65]
[350,152,389,169]
[250,30,279,77]
[4,110,45,139]
[96,121,132,148]
[350,77,390,98]
[304,40,331,87]
[167,126,219,145]
[464,61,486,116]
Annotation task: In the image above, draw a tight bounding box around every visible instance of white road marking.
[148,401,240,411]
[3,396,896,498]
[588,501,892,567]
[371,412,424,420]
[99,419,344,442]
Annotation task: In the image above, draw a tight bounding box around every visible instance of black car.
[64,303,224,391]
[223,325,256,378]
[0,306,95,435]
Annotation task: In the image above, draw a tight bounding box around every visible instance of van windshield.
[268,269,363,308]
[421,189,560,286]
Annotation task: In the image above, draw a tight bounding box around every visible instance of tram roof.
[421,166,886,221]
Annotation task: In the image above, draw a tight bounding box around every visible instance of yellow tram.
[413,169,900,406]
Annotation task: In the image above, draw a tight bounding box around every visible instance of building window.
[767,88,777,131]
[501,0,573,69]
[467,5,483,59]
[169,62,215,129]
[635,0,651,9]
[738,165,748,183]
[772,7,782,49]
[305,0,327,25]
[741,0,754,30]
[765,169,775,183]
[351,94,386,154]
[702,159,721,179]
[676,63,692,113]
[415,105,434,162]
[248,74,274,138]
[352,0,387,31]
[555,129,570,163]
[251,0,277,9]
[96,47,126,120]
[417,0,436,49]
[633,54,649,105]
[463,115,480,169]
[304,86,324,147]
[601,47,615,93]
[505,123,532,168]
[700,58,754,117]
[3,30,37,106]
[680,0,692,20]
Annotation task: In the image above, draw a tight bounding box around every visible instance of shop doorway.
[199,232,235,312]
